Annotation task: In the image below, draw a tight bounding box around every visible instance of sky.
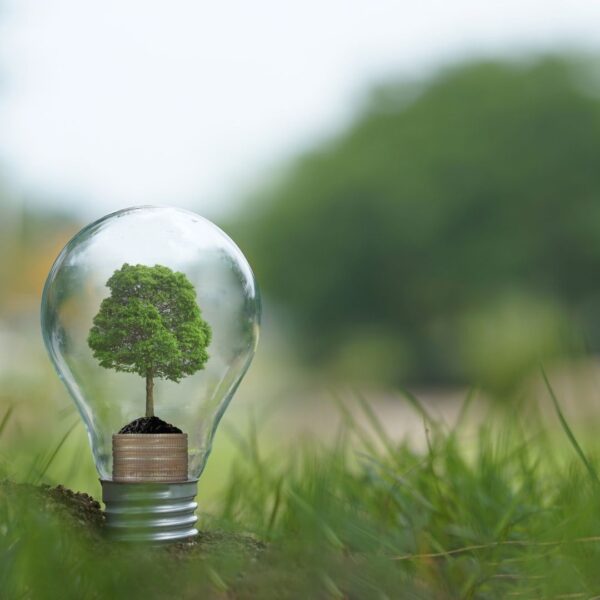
[1,0,600,220]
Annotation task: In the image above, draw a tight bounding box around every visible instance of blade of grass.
[34,418,79,484]
[287,488,344,550]
[396,386,436,428]
[330,391,379,457]
[356,452,437,512]
[353,391,396,458]
[541,365,599,485]
[452,387,477,434]
[0,405,14,438]
[265,476,283,537]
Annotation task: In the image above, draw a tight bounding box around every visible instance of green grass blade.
[541,365,599,485]
[396,386,435,427]
[353,391,396,458]
[0,405,14,438]
[453,387,477,434]
[330,391,378,456]
[34,418,79,484]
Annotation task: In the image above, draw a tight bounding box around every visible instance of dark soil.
[0,480,265,559]
[119,416,183,434]
[0,479,104,539]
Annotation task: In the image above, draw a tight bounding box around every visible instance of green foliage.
[88,263,211,383]
[4,388,600,598]
[236,56,600,386]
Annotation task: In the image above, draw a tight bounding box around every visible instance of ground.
[4,386,600,599]
[0,480,265,558]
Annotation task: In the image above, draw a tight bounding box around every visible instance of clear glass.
[41,206,260,480]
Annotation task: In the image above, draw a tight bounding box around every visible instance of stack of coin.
[112,433,188,482]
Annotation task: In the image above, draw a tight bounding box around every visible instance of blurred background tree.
[234,57,600,391]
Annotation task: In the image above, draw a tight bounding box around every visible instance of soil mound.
[118,416,183,434]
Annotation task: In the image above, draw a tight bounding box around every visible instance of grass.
[3,374,600,598]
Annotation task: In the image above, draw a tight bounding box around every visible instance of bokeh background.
[2,0,600,504]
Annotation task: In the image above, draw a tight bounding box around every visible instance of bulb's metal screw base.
[101,479,198,543]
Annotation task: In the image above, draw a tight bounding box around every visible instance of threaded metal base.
[101,479,198,543]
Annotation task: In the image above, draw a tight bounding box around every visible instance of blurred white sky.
[1,0,600,220]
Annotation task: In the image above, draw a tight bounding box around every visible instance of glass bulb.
[41,206,260,541]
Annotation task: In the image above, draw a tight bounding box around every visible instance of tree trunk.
[145,370,154,418]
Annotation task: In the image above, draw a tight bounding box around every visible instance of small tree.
[88,264,211,418]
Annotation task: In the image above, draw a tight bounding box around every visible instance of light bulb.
[41,206,260,542]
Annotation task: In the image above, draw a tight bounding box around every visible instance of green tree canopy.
[235,57,600,388]
[88,263,211,417]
